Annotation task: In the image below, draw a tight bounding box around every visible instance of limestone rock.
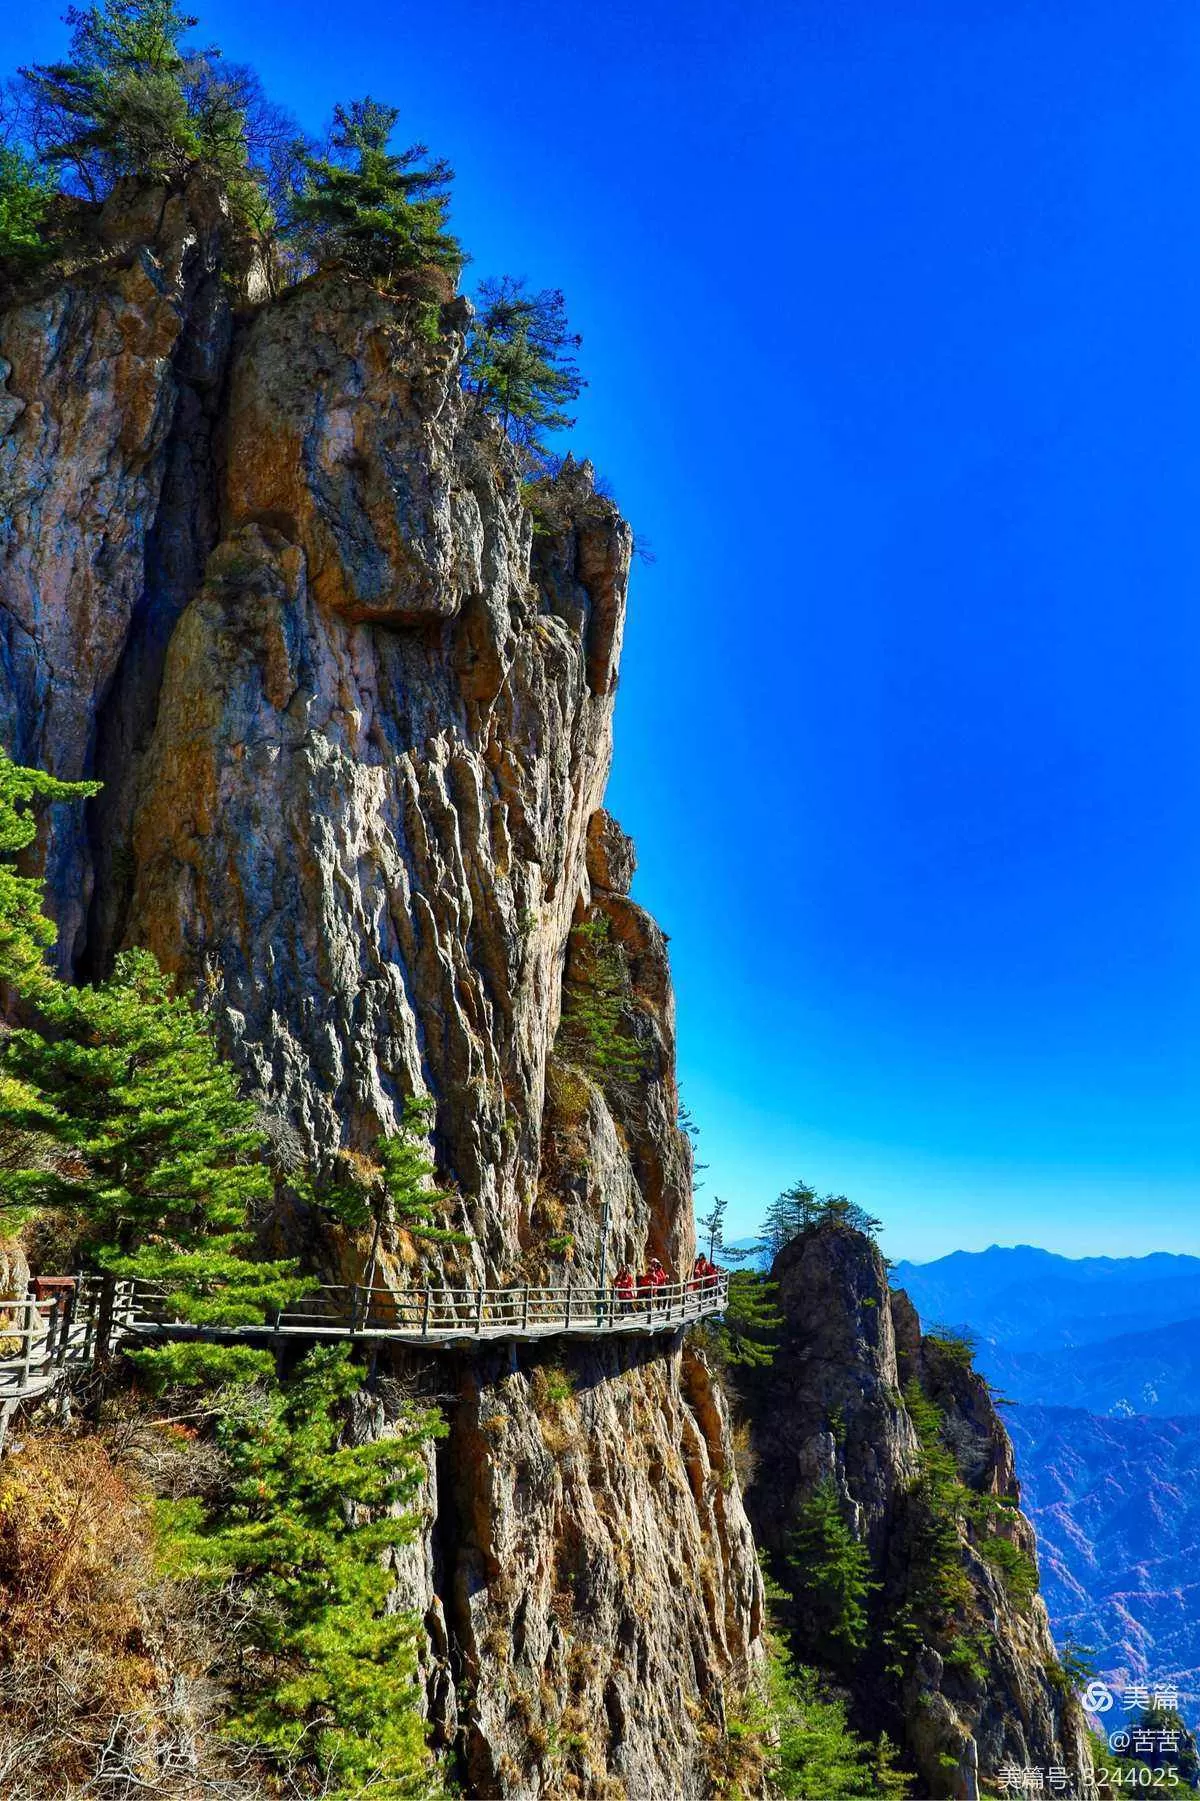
[0,218,763,1796]
[743,1222,1097,1799]
[0,177,230,970]
[222,275,481,625]
[422,1339,762,1801]
[586,809,637,895]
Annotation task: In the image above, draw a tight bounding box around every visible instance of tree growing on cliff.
[754,1183,884,1261]
[557,913,646,1084]
[15,1,292,228]
[0,748,96,997]
[158,1342,445,1797]
[786,1479,876,1671]
[698,1194,728,1262]
[0,948,306,1381]
[308,1092,466,1291]
[20,1,210,196]
[0,146,52,268]
[705,1268,781,1369]
[289,97,460,296]
[0,751,97,1232]
[463,276,585,452]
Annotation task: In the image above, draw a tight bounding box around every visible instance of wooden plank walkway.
[0,1273,729,1409]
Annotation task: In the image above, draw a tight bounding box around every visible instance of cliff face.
[0,190,761,1797]
[743,1223,1097,1800]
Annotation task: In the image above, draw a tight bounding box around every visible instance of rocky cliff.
[0,182,1102,1801]
[0,187,762,1798]
[740,1222,1097,1799]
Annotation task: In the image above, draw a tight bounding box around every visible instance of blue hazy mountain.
[891,1245,1200,1363]
[1007,1404,1200,1711]
[891,1246,1200,1717]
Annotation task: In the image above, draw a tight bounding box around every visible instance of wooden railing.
[119,1273,729,1342]
[0,1272,729,1406]
[0,1278,108,1400]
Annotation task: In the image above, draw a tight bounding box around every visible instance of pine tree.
[698,1194,727,1261]
[759,1641,912,1799]
[159,1343,444,1797]
[760,1181,820,1259]
[787,1479,876,1669]
[713,1268,782,1368]
[311,1093,465,1282]
[0,147,53,269]
[19,1,205,196]
[0,947,306,1377]
[289,97,460,295]
[755,1183,884,1262]
[557,913,645,1083]
[0,747,95,996]
[464,276,584,452]
[0,751,96,1236]
[16,1,275,220]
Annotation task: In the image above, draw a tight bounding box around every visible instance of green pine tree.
[730,1632,911,1800]
[0,747,96,996]
[713,1268,782,1368]
[20,1,206,196]
[0,946,306,1379]
[464,276,584,452]
[787,1479,876,1669]
[0,147,53,269]
[17,1,272,223]
[697,1194,727,1261]
[753,1183,884,1263]
[0,751,96,1248]
[159,1343,445,1798]
[759,1181,820,1258]
[556,913,645,1083]
[311,1092,465,1265]
[289,96,461,295]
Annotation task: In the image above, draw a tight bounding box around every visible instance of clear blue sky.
[18,0,1200,1260]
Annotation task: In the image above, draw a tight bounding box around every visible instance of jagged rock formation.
[0,187,762,1797]
[742,1222,1097,1799]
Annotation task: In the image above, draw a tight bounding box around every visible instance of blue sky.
[18,0,1200,1260]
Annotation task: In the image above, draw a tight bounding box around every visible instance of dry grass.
[730,1419,758,1493]
[0,1428,266,1800]
[0,1432,171,1796]
[0,1417,375,1801]
[530,1365,580,1456]
[0,1433,153,1675]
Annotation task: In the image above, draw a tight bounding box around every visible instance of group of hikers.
[611,1252,722,1310]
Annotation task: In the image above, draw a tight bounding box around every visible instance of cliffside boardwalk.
[0,1272,730,1413]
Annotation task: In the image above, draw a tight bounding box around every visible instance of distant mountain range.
[892,1243,1200,1361]
[890,1245,1200,1718]
[1008,1405,1200,1711]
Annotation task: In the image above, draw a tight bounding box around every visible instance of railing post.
[79,1283,97,1368]
[17,1299,34,1393]
[565,1276,571,1329]
[42,1298,60,1369]
[421,1289,431,1338]
[57,1285,75,1367]
[475,1287,484,1334]
[349,1284,361,1336]
[522,1286,529,1332]
[95,1273,118,1365]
